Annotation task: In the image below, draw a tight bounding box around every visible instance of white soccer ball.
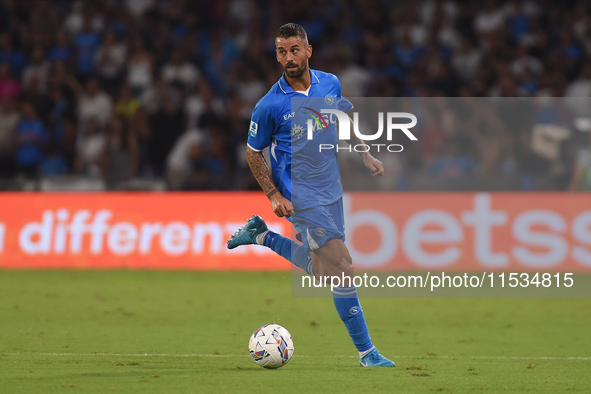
[248,324,294,369]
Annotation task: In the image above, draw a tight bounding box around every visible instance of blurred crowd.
[0,0,590,191]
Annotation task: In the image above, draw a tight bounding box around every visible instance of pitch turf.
[0,271,590,393]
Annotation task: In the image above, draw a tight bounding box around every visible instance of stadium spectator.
[0,33,26,78]
[74,16,101,79]
[48,29,74,63]
[74,117,108,177]
[115,85,141,119]
[0,98,19,177]
[394,28,423,71]
[568,130,591,191]
[166,127,205,190]
[129,107,151,174]
[94,29,128,97]
[140,74,183,115]
[565,63,591,117]
[418,111,448,166]
[105,115,139,185]
[427,137,478,177]
[15,102,48,177]
[236,65,266,110]
[199,28,239,94]
[184,80,225,130]
[451,37,481,81]
[75,77,113,131]
[161,47,200,92]
[334,52,372,98]
[125,0,156,18]
[192,116,234,190]
[0,61,20,103]
[22,46,51,96]
[39,145,69,176]
[49,86,71,143]
[127,36,154,95]
[147,79,184,174]
[0,0,588,191]
[473,0,506,36]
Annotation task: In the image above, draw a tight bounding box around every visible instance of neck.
[285,67,311,92]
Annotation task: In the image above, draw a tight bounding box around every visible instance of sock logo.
[349,306,360,315]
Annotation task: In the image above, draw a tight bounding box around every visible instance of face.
[275,36,312,79]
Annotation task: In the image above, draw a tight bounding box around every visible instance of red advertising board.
[0,192,590,271]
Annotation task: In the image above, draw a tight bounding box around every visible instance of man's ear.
[307,45,312,59]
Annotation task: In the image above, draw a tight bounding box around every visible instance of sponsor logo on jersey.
[290,124,305,139]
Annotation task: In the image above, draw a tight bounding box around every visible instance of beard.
[284,60,307,78]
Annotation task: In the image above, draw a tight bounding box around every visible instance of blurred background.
[0,0,590,192]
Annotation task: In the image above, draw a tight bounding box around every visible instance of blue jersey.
[247,69,353,210]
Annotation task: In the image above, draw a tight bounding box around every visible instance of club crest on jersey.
[249,121,258,137]
[324,94,334,105]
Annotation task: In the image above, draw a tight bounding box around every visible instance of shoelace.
[362,351,378,362]
[361,353,376,366]
[231,216,256,238]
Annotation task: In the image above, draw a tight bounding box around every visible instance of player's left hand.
[363,154,384,176]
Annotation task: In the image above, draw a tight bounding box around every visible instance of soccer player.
[227,23,395,367]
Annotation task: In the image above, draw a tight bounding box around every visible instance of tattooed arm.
[246,146,294,218]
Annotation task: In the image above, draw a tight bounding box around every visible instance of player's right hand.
[270,193,294,218]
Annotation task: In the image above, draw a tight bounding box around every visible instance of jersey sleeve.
[337,96,353,113]
[333,75,354,113]
[247,102,275,151]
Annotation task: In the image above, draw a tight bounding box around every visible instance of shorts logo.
[349,306,360,315]
[249,121,258,137]
[314,227,326,237]
[324,94,334,105]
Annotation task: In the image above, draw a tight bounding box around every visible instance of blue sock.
[263,231,314,276]
[333,286,374,352]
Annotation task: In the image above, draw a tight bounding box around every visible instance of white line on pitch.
[1,352,590,360]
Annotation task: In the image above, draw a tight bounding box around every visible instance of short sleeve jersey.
[247,69,353,210]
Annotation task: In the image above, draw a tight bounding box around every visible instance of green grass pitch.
[1,270,590,393]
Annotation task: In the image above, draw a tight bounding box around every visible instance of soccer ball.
[248,324,294,369]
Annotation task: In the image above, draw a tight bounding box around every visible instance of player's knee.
[341,262,354,279]
[313,265,327,281]
[326,255,353,277]
[336,253,352,270]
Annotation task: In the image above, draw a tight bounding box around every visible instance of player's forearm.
[246,146,279,198]
[348,116,371,158]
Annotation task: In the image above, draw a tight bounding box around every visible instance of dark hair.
[275,23,309,46]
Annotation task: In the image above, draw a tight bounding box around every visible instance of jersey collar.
[278,69,320,95]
